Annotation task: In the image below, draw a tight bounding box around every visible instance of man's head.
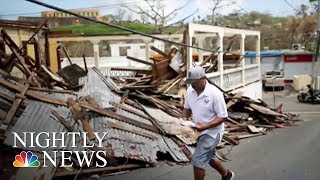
[185,65,206,90]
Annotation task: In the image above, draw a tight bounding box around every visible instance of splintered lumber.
[51,110,74,132]
[120,89,129,104]
[67,98,95,140]
[1,30,32,76]
[28,87,77,95]
[103,121,158,140]
[0,77,31,133]
[0,91,28,107]
[226,117,241,125]
[155,75,180,93]
[223,135,239,145]
[109,101,151,120]
[150,46,168,58]
[0,77,67,106]
[226,91,244,108]
[127,56,154,66]
[199,47,220,66]
[79,102,160,133]
[3,79,30,124]
[123,98,143,110]
[238,133,264,139]
[250,103,284,117]
[247,125,261,134]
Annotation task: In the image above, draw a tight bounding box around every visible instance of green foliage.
[50,22,155,36]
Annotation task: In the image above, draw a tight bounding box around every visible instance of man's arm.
[182,108,192,120]
[194,116,225,131]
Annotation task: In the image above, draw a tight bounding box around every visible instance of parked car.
[262,70,285,91]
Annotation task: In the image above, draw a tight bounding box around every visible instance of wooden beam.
[126,56,154,66]
[0,78,31,132]
[1,30,32,76]
[0,77,67,106]
[51,110,74,132]
[67,98,95,140]
[109,101,151,120]
[80,102,159,133]
[120,89,129,104]
[226,91,244,109]
[150,46,168,58]
[28,87,77,95]
[102,121,158,140]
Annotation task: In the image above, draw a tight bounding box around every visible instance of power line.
[0,0,144,17]
[24,0,221,53]
[283,0,299,12]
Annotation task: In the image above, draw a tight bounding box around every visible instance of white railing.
[206,65,260,91]
[244,64,260,84]
[207,72,221,86]
[223,67,243,91]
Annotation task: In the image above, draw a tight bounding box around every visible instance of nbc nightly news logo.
[12,132,109,168]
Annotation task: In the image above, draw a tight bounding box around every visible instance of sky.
[0,0,314,23]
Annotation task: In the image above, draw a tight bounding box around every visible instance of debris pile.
[0,22,300,179]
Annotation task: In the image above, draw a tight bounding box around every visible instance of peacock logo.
[13,151,40,167]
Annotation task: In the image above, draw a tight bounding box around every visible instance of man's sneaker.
[222,170,235,180]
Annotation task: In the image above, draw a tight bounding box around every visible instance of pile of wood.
[107,45,301,149]
[0,26,86,90]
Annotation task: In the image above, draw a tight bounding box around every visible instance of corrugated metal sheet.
[93,116,167,164]
[3,68,191,165]
[4,101,83,152]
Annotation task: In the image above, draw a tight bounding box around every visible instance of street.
[101,90,320,180]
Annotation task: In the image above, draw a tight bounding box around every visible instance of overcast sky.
[0,0,314,23]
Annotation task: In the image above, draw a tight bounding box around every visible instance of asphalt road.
[101,91,320,180]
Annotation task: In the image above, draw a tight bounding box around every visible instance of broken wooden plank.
[80,102,160,133]
[250,103,284,117]
[109,101,151,120]
[51,110,74,132]
[0,77,31,133]
[226,91,244,109]
[247,125,261,134]
[238,133,264,139]
[1,30,32,76]
[226,117,241,125]
[102,121,158,140]
[120,89,129,104]
[127,56,154,66]
[0,76,67,106]
[223,135,239,145]
[28,87,77,95]
[67,98,95,140]
[150,46,169,58]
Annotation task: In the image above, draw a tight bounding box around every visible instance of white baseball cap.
[185,66,205,84]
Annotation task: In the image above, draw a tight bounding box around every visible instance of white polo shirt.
[184,81,228,139]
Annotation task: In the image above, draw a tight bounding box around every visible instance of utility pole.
[312,0,320,89]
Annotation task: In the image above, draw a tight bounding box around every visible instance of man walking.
[182,66,234,180]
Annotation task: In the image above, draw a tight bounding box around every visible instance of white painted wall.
[283,62,319,79]
[231,80,262,100]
